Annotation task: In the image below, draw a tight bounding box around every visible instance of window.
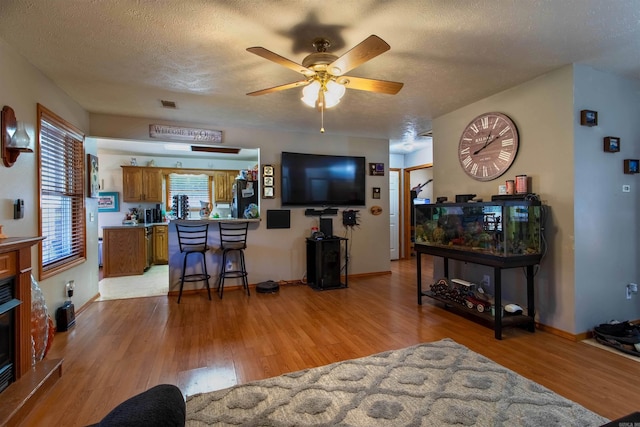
[38,104,86,279]
[167,173,212,217]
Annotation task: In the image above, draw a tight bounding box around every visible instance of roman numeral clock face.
[458,112,519,181]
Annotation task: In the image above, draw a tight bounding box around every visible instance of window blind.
[38,104,86,277]
[167,173,211,214]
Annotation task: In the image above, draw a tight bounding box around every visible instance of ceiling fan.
[246,35,403,132]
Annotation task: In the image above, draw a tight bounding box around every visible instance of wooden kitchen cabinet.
[153,224,168,264]
[103,227,146,277]
[214,170,238,203]
[122,166,163,202]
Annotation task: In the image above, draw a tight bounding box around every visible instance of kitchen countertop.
[170,218,261,223]
[101,223,169,229]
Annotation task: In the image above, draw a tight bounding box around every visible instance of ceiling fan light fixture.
[301,79,345,109]
[301,80,321,107]
[326,80,346,102]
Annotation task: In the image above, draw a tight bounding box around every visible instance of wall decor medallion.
[458,112,519,181]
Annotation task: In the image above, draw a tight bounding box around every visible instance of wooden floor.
[22,256,639,426]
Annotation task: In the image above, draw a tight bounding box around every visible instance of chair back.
[219,222,248,250]
[176,223,209,253]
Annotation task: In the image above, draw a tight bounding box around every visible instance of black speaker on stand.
[319,217,333,238]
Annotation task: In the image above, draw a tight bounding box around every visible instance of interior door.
[390,170,400,260]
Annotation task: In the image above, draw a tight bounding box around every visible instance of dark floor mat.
[594,334,640,358]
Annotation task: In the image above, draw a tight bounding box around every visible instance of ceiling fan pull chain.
[317,88,326,133]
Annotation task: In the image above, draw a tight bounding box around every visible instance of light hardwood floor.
[23,256,639,426]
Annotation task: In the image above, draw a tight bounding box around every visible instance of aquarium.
[414,200,542,257]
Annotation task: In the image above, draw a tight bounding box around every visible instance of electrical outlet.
[623,185,631,193]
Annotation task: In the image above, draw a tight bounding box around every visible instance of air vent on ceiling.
[161,100,177,108]
[191,146,240,154]
[418,130,432,137]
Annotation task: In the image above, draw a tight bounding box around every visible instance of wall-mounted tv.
[281,152,366,206]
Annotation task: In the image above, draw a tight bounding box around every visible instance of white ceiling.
[0,1,639,155]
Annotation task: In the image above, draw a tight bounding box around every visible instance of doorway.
[390,169,400,260]
[403,164,433,258]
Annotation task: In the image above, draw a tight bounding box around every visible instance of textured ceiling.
[0,0,639,155]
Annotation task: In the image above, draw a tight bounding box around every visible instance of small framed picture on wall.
[624,159,639,174]
[369,163,384,176]
[604,137,620,153]
[580,109,598,127]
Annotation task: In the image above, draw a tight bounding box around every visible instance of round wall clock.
[458,112,519,181]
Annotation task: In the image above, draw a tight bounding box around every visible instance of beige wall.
[433,65,640,335]
[90,114,392,287]
[5,27,637,335]
[0,38,94,314]
[433,66,575,332]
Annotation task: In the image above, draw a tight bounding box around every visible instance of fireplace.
[0,276,19,393]
[0,236,63,427]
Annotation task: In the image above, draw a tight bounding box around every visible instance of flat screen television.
[281,152,366,206]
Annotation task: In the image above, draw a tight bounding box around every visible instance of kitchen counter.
[102,223,168,229]
[170,218,260,223]
[168,218,260,296]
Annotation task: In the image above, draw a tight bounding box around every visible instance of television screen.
[281,152,366,206]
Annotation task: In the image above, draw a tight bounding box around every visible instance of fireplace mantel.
[0,236,65,426]
[0,237,44,379]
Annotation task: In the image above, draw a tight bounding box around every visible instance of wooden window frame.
[37,104,86,279]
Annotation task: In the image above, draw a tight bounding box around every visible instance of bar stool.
[176,223,211,303]
[217,222,249,298]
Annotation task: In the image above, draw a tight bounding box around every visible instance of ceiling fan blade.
[247,47,316,76]
[337,76,403,94]
[327,35,390,76]
[247,80,311,96]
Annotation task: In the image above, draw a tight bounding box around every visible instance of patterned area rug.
[186,338,608,426]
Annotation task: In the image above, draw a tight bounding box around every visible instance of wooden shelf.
[422,291,534,329]
[416,244,539,339]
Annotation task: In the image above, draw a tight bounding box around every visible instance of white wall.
[573,65,640,332]
[90,114,392,285]
[405,146,433,168]
[389,153,404,169]
[0,38,93,314]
